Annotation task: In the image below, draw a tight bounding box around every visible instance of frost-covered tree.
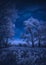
[24,18,34,47]
[0,7,17,47]
[40,22,46,47]
[24,17,41,47]
[0,19,16,47]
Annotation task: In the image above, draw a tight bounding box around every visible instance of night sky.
[0,0,46,39]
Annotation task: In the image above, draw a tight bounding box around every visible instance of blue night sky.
[0,0,46,39]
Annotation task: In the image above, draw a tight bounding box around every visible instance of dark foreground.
[0,46,46,65]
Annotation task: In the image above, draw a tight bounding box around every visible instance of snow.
[24,17,40,26]
[8,39,27,45]
[24,17,41,30]
[0,47,46,65]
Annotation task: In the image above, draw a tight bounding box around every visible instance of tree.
[30,17,41,47]
[24,18,34,47]
[24,17,41,47]
[40,22,46,47]
[0,20,15,47]
[0,7,16,47]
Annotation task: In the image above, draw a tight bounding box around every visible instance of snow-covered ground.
[8,39,39,46]
[0,46,46,65]
[8,39,27,44]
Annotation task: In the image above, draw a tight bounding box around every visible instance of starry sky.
[0,0,46,39]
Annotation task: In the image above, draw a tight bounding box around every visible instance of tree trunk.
[0,36,4,48]
[5,37,8,47]
[38,32,41,47]
[6,38,8,44]
[28,28,34,47]
[31,32,34,47]
[36,29,41,47]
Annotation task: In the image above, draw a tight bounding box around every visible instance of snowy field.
[0,46,46,65]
